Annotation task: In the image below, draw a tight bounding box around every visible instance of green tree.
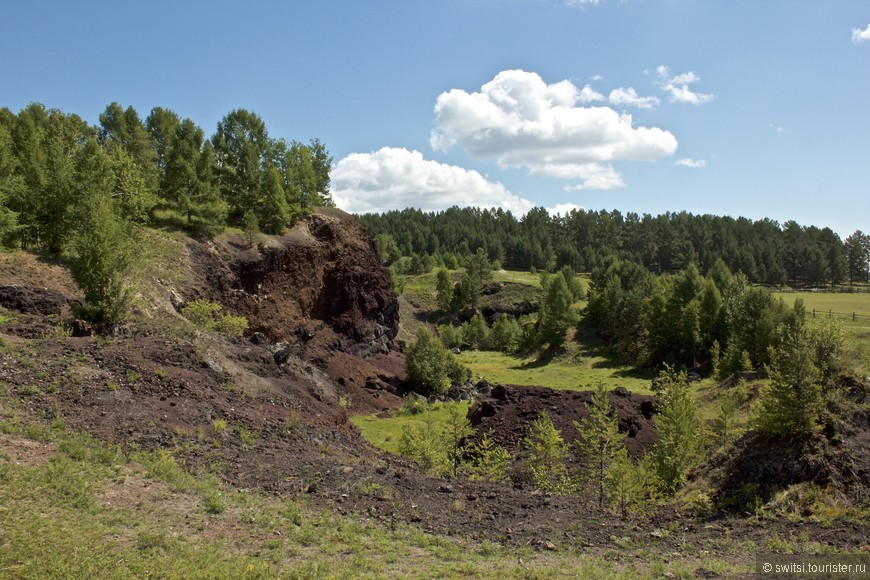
[435,267,454,312]
[574,382,625,509]
[537,274,577,349]
[69,192,138,323]
[524,411,574,493]
[243,209,259,248]
[405,327,458,395]
[444,404,473,477]
[258,166,291,234]
[374,233,401,265]
[486,314,522,353]
[650,366,703,495]
[212,109,270,220]
[753,321,825,437]
[465,431,511,483]
[462,314,489,350]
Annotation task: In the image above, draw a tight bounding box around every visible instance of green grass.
[351,401,471,455]
[774,290,870,331]
[457,349,655,394]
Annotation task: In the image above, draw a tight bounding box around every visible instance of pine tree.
[258,166,290,234]
[435,267,454,312]
[524,411,574,493]
[69,192,138,323]
[574,381,625,508]
[753,321,824,437]
[537,274,577,349]
[651,366,703,494]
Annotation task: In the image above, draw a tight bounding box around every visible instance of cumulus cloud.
[608,87,660,109]
[675,158,706,168]
[853,24,870,43]
[655,65,714,105]
[547,203,585,216]
[579,84,605,103]
[430,70,678,190]
[331,147,534,215]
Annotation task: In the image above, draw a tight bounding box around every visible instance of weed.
[338,395,352,410]
[19,384,40,397]
[202,490,226,514]
[212,418,227,434]
[236,424,259,446]
[106,381,117,392]
[126,370,142,383]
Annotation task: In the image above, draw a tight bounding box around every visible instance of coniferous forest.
[358,206,870,287]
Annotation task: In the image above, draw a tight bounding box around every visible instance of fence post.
[854,312,857,321]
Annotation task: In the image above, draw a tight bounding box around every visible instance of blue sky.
[2,0,869,237]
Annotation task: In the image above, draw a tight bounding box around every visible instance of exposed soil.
[469,384,659,464]
[1,208,868,572]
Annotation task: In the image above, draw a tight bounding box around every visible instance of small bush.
[183,299,248,336]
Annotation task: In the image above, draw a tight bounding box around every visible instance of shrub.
[405,327,463,396]
[183,299,248,336]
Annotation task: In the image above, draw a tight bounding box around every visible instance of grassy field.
[351,401,471,455]
[457,349,655,394]
[774,290,870,331]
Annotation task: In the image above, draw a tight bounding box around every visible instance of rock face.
[187,208,399,357]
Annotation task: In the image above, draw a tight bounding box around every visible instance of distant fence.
[809,309,870,323]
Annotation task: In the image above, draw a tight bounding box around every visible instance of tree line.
[0,102,332,252]
[359,206,870,288]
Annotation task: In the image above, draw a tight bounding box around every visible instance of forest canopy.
[358,206,869,288]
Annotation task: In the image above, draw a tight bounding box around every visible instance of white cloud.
[430,69,678,190]
[331,147,534,215]
[769,123,788,134]
[547,203,585,216]
[579,84,605,103]
[675,158,706,168]
[565,0,601,6]
[608,87,660,109]
[853,24,870,43]
[656,65,714,105]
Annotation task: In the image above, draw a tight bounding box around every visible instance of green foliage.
[405,327,462,395]
[606,448,649,519]
[523,411,575,494]
[183,299,248,336]
[374,232,401,265]
[574,382,624,509]
[464,432,511,483]
[486,314,522,353]
[398,416,452,477]
[537,273,577,349]
[437,323,464,350]
[435,267,454,312]
[69,192,138,323]
[714,390,741,448]
[463,314,489,350]
[650,366,703,495]
[753,320,826,437]
[242,208,259,247]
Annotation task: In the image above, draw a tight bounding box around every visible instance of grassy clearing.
[0,399,755,578]
[351,400,471,455]
[774,290,870,331]
[457,349,655,394]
